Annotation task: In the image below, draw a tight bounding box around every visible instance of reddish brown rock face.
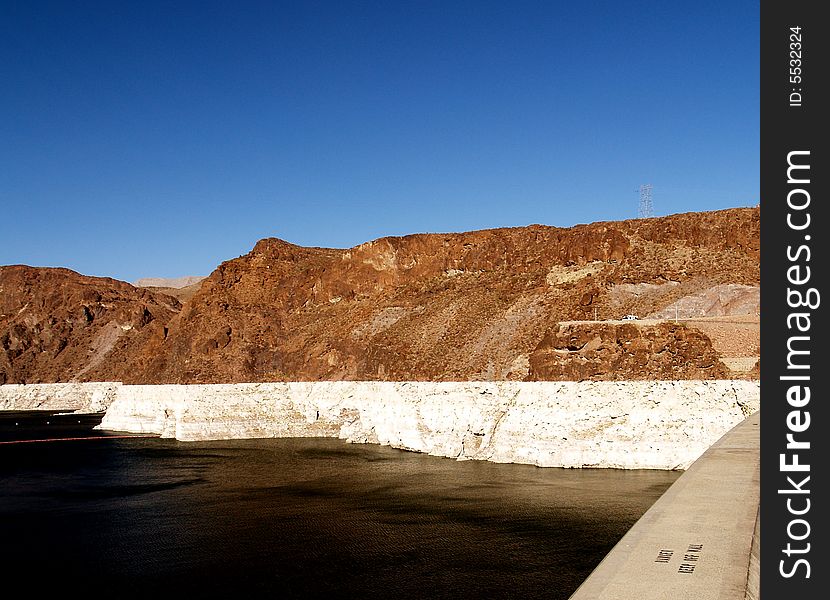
[0,266,180,384]
[0,207,759,383]
[527,322,731,381]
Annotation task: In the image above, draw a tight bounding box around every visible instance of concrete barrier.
[570,410,760,600]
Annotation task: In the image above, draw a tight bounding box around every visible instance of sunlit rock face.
[2,208,759,385]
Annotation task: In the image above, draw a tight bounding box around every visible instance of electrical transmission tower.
[638,184,654,218]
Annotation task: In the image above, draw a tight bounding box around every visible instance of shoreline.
[0,380,759,470]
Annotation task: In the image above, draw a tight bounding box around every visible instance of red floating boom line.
[0,434,159,445]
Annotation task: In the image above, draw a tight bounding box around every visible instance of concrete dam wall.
[569,410,760,599]
[0,380,759,470]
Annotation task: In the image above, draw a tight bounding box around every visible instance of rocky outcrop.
[1,208,759,384]
[89,380,760,469]
[0,266,181,384]
[528,322,730,381]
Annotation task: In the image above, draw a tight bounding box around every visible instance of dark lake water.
[0,409,110,442]
[0,412,680,598]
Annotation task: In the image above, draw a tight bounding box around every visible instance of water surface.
[0,419,679,598]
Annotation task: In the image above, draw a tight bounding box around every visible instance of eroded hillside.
[0,266,180,384]
[1,207,759,383]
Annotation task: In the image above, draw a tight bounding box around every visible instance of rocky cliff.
[528,321,730,381]
[0,266,180,384]
[1,207,759,383]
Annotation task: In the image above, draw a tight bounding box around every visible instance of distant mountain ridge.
[0,207,759,384]
[134,276,205,289]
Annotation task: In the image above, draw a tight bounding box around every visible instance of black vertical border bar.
[761,1,827,597]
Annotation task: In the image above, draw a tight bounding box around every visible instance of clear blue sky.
[1,1,759,283]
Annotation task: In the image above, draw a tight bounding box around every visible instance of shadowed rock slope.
[1,207,758,383]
